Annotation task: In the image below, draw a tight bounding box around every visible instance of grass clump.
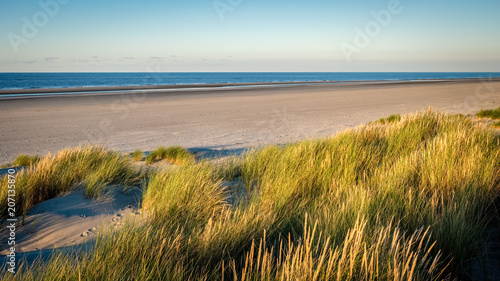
[4,109,500,280]
[233,218,442,281]
[143,162,227,227]
[0,146,138,218]
[376,113,401,124]
[132,149,143,161]
[145,146,194,165]
[477,106,500,119]
[12,154,40,167]
[493,121,500,128]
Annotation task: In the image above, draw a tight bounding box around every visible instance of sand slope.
[0,187,142,256]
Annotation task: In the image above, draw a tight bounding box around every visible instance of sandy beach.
[1,79,500,277]
[0,79,499,164]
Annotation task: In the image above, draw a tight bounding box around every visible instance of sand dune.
[0,187,142,260]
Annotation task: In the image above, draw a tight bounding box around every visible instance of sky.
[0,0,499,72]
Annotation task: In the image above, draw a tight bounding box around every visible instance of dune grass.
[0,146,139,219]
[0,154,40,168]
[145,146,194,165]
[493,121,500,128]
[12,154,40,167]
[477,106,500,119]
[143,162,227,227]
[376,113,401,124]
[3,109,500,280]
[241,110,500,274]
[132,149,144,161]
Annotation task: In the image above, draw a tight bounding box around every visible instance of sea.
[0,72,499,90]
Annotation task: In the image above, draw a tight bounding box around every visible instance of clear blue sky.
[1,0,499,72]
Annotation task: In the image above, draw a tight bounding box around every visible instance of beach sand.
[1,79,499,164]
[0,187,143,255]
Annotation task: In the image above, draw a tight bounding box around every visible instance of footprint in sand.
[122,205,133,211]
[111,213,123,223]
[81,227,98,237]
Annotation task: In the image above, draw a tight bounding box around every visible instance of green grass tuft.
[376,113,401,124]
[145,146,194,165]
[477,106,500,119]
[132,149,143,161]
[13,154,40,167]
[143,162,227,227]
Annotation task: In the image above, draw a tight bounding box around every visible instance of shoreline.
[1,77,499,97]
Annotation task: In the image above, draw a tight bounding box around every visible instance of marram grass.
[376,113,401,124]
[145,146,195,165]
[12,154,40,167]
[2,109,500,280]
[132,149,144,161]
[477,106,500,119]
[143,162,228,227]
[0,154,40,168]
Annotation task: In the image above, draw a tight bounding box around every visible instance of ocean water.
[0,72,499,90]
